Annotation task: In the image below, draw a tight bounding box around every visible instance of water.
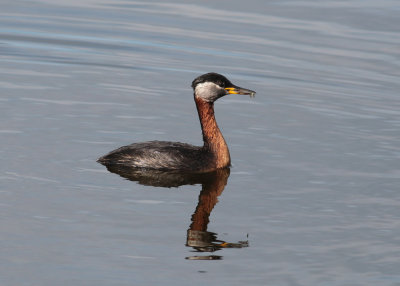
[1,0,400,285]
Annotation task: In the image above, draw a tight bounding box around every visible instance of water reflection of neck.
[189,168,230,231]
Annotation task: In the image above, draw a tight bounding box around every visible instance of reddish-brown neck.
[195,97,231,169]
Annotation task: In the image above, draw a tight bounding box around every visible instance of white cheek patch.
[195,82,224,102]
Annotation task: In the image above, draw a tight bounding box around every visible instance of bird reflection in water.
[104,165,249,260]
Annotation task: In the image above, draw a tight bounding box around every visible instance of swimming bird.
[97,72,255,172]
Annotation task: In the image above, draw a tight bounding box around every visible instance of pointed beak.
[225,86,256,98]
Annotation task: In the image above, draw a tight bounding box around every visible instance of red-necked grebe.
[97,72,256,172]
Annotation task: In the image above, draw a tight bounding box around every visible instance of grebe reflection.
[104,166,248,260]
[185,168,248,260]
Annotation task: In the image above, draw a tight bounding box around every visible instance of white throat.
[194,82,224,102]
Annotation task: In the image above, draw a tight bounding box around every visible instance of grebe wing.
[97,140,204,170]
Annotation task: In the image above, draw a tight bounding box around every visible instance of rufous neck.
[195,97,230,168]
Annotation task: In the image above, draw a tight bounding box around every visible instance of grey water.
[1,0,400,285]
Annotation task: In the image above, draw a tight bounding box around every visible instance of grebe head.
[192,72,256,103]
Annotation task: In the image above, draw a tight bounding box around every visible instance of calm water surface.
[1,0,400,285]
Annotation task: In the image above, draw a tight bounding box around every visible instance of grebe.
[97,72,255,172]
